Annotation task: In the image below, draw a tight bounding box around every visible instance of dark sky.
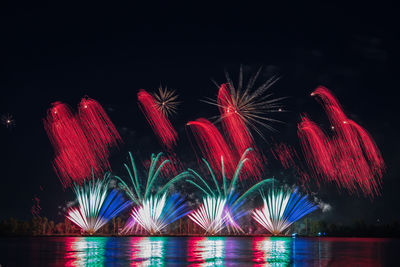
[0,2,399,224]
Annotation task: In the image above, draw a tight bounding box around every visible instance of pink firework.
[187,118,236,178]
[217,84,263,178]
[137,89,178,149]
[298,86,384,197]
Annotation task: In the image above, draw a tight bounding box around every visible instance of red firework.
[78,97,122,166]
[44,102,101,187]
[44,99,121,187]
[297,115,336,185]
[137,89,178,149]
[217,84,263,178]
[187,118,236,178]
[298,86,384,197]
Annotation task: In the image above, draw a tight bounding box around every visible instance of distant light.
[291,233,298,237]
[331,126,334,130]
[278,108,282,112]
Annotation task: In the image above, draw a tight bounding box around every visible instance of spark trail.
[298,86,385,197]
[138,89,178,149]
[44,102,101,187]
[78,96,122,166]
[252,187,318,235]
[44,98,121,187]
[187,118,236,178]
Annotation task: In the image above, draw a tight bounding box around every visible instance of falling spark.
[298,86,385,197]
[78,96,122,165]
[187,118,236,178]
[44,102,102,187]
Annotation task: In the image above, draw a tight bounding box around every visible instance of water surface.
[0,236,398,266]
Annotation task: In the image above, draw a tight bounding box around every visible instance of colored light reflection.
[188,237,226,266]
[130,237,166,266]
[64,237,107,266]
[252,237,292,266]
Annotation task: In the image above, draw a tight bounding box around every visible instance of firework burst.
[66,174,132,234]
[153,86,180,117]
[206,66,285,136]
[252,187,318,235]
[115,152,190,234]
[187,148,273,235]
[1,114,15,128]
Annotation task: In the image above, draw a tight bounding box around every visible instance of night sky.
[1,2,398,225]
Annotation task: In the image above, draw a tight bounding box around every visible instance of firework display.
[187,148,274,235]
[252,187,318,235]
[40,68,385,237]
[67,174,132,234]
[203,67,285,178]
[298,86,385,197]
[115,152,190,234]
[138,89,178,149]
[217,83,263,178]
[44,98,120,187]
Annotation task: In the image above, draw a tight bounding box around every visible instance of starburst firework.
[153,86,180,117]
[1,114,15,128]
[206,66,285,136]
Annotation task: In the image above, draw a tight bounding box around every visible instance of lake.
[0,236,398,266]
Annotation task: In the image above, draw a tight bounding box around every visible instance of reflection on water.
[188,237,226,266]
[253,237,292,266]
[130,237,165,266]
[65,237,107,266]
[0,236,397,266]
